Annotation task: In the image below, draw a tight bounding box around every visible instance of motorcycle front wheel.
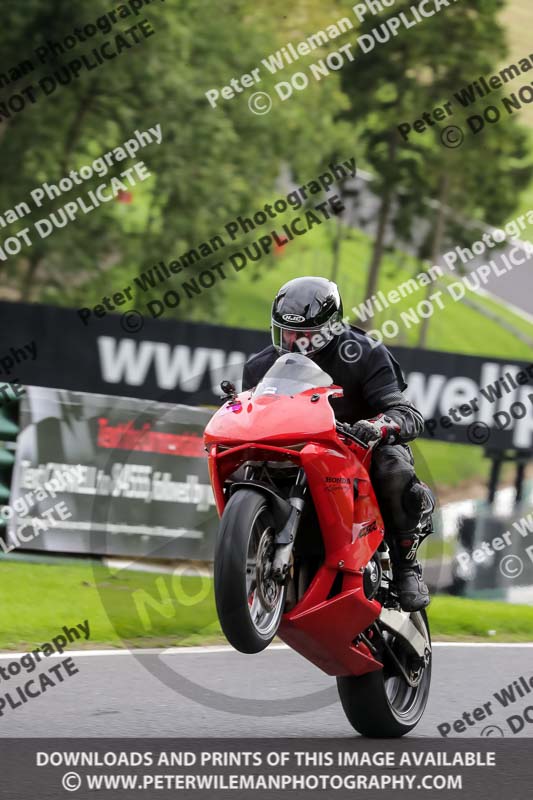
[336,609,432,737]
[214,488,287,654]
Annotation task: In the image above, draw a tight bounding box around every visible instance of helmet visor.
[271,321,335,356]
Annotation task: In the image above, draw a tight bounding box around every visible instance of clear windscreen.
[254,353,333,397]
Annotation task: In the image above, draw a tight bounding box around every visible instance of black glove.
[341,414,401,447]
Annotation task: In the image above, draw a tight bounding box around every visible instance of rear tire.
[337,609,431,737]
[214,489,287,654]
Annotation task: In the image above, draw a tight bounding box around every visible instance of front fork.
[272,469,307,582]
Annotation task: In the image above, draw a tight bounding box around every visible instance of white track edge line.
[1,642,533,659]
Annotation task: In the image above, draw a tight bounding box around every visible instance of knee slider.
[402,478,435,527]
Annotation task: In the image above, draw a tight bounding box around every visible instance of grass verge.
[1,559,531,650]
[427,595,533,642]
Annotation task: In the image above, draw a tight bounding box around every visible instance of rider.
[242,276,434,612]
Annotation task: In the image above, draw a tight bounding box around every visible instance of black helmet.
[271,276,344,356]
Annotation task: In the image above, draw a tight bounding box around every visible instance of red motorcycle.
[204,353,431,737]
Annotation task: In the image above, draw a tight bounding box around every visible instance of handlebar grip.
[335,421,370,450]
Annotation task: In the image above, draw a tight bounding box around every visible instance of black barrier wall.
[1,300,532,450]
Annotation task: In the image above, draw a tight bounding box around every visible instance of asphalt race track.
[1,643,532,739]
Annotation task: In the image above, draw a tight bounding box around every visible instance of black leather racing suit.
[242,325,431,547]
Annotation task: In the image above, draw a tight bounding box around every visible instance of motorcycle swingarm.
[377,607,430,660]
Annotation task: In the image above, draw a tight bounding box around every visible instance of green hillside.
[215,226,532,361]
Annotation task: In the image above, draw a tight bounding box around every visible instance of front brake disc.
[255,528,279,611]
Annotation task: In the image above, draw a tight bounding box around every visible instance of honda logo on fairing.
[282,314,305,323]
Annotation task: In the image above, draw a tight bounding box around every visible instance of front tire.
[337,609,431,737]
[214,489,287,654]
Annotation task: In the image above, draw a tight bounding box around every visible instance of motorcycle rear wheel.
[336,609,431,737]
[214,489,287,654]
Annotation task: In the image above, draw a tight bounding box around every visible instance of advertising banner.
[6,386,217,560]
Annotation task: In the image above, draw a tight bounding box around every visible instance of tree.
[0,0,352,320]
[338,0,531,310]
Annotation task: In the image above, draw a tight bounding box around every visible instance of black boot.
[389,534,430,612]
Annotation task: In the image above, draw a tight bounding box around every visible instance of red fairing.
[204,384,385,677]
[204,386,339,448]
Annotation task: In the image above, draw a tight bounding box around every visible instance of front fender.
[228,481,292,529]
